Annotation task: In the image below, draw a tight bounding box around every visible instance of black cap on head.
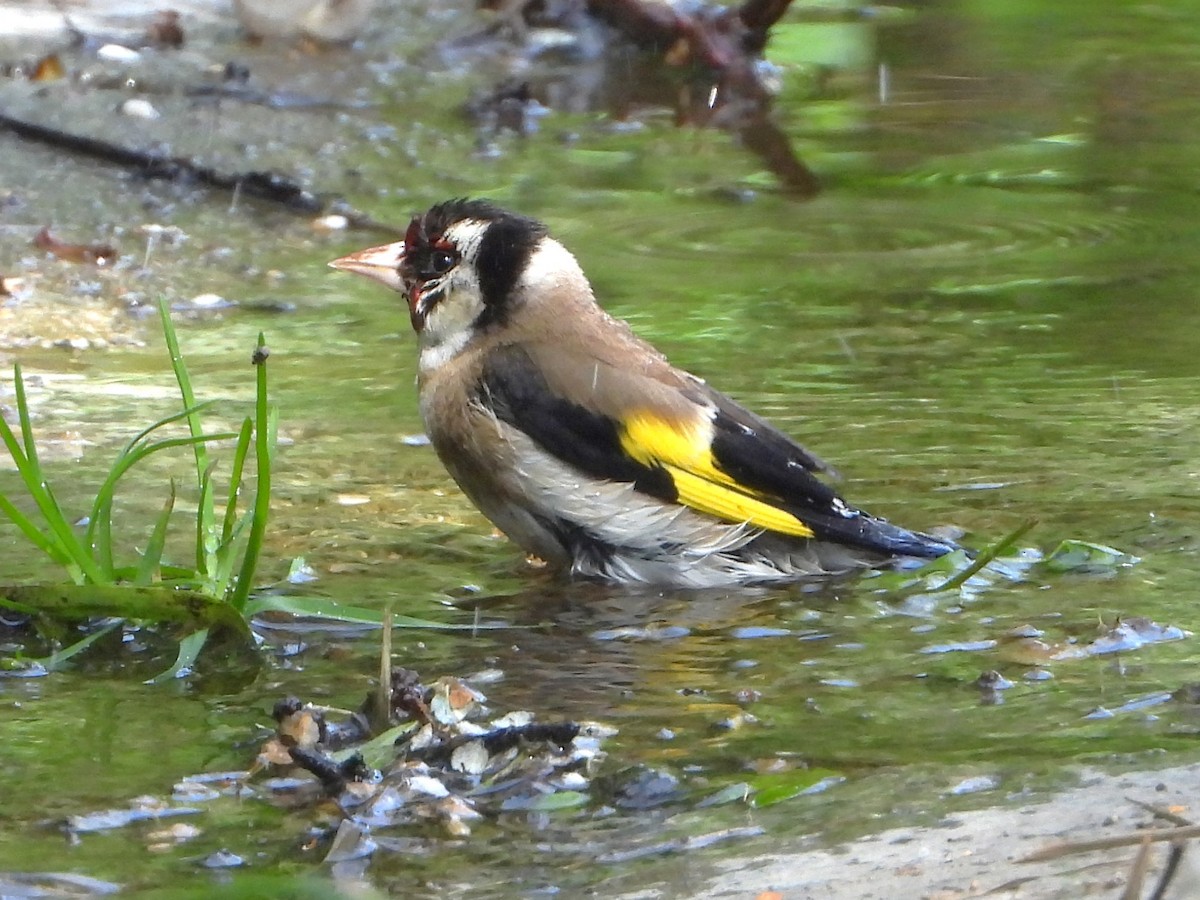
[408,199,548,324]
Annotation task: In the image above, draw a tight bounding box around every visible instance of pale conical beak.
[328,242,405,293]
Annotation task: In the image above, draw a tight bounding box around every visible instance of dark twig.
[482,722,580,754]
[1126,795,1193,828]
[406,721,581,766]
[0,111,402,235]
[1148,841,1186,900]
[288,747,370,796]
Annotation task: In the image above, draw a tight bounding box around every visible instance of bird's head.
[330,199,552,357]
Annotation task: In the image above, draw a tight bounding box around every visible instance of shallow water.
[1,0,1200,895]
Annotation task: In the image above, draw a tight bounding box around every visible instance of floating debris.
[948,774,1001,796]
[1087,617,1189,655]
[239,668,616,846]
[0,275,29,299]
[182,292,232,310]
[201,849,245,869]
[1041,540,1141,575]
[68,799,201,835]
[920,639,999,655]
[1084,691,1174,719]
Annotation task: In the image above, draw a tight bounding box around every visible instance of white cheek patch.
[417,218,491,372]
[517,239,584,294]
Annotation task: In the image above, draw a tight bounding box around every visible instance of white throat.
[418,329,472,374]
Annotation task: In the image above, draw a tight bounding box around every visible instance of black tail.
[811,509,960,560]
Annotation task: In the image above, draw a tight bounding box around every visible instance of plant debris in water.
[45,665,604,868]
[246,666,616,845]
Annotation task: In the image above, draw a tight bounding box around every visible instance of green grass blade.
[85,429,237,571]
[196,461,220,583]
[0,402,28,471]
[0,375,104,583]
[158,299,217,573]
[85,433,237,555]
[92,493,115,577]
[3,369,93,575]
[122,400,221,457]
[222,418,253,546]
[158,299,207,483]
[929,518,1038,594]
[227,336,271,613]
[134,482,176,586]
[213,509,253,597]
[110,563,197,584]
[147,627,209,684]
[40,620,122,672]
[12,363,41,469]
[0,490,74,566]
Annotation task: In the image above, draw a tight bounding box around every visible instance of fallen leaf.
[34,227,117,265]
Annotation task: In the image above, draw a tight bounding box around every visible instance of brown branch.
[1022,823,1200,862]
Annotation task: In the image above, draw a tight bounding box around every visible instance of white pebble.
[312,214,349,232]
[97,44,141,63]
[119,99,161,120]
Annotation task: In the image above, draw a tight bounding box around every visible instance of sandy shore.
[665,763,1200,899]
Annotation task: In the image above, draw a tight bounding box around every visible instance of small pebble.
[119,98,160,120]
[97,44,141,62]
[202,849,244,869]
[188,292,230,309]
[312,214,349,232]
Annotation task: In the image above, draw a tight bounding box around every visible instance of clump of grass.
[0,300,273,676]
[0,300,470,680]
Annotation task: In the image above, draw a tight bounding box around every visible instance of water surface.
[1,0,1199,895]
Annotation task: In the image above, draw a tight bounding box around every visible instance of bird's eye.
[431,249,457,274]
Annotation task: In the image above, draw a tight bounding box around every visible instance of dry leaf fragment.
[31,54,65,82]
[147,11,185,48]
[33,227,117,265]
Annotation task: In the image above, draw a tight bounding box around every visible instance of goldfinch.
[330,199,958,587]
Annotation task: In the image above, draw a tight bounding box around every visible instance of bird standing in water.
[330,199,957,587]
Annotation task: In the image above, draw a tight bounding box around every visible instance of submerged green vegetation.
[0,301,267,677]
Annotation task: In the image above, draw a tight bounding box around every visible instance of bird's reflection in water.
[449,574,856,723]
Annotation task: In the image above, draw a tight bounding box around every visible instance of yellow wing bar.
[619,411,815,539]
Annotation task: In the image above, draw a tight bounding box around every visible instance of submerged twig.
[1125,795,1193,827]
[408,721,582,766]
[289,746,370,796]
[1148,841,1186,900]
[1120,837,1152,900]
[0,111,401,235]
[1022,823,1200,862]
